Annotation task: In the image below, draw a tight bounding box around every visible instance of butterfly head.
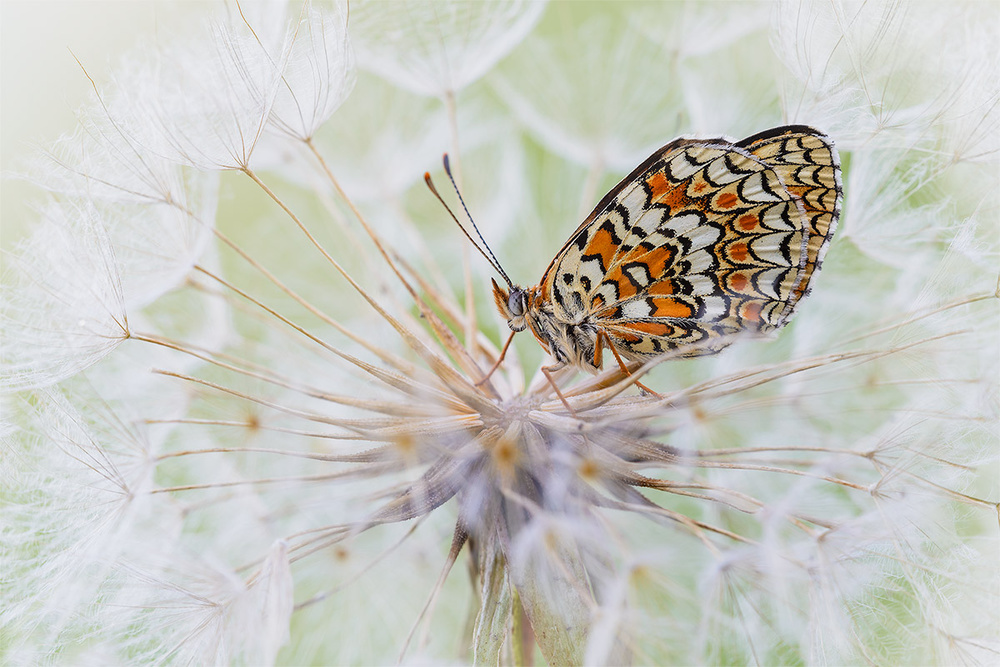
[492,278,531,332]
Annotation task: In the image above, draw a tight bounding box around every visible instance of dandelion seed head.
[3,1,998,664]
[351,0,546,97]
[1,201,129,389]
[266,3,355,143]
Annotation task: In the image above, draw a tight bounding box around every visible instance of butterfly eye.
[508,290,525,317]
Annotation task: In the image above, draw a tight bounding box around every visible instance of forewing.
[540,125,841,359]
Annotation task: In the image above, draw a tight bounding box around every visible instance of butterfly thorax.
[491,278,601,372]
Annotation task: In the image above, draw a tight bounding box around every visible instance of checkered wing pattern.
[538,125,842,359]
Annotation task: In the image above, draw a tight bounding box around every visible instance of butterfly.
[429,125,842,391]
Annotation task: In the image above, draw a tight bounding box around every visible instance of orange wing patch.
[727,242,749,263]
[651,170,702,211]
[646,171,671,201]
[716,192,739,209]
[632,245,674,276]
[740,301,763,323]
[728,273,748,291]
[584,225,619,270]
[628,321,676,337]
[597,244,676,304]
[647,279,676,297]
[650,297,696,319]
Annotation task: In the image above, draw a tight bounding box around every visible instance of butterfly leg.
[598,330,662,398]
[475,331,516,387]
[540,363,576,414]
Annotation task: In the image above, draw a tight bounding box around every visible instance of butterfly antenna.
[424,155,514,288]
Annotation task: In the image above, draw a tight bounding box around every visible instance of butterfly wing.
[736,126,841,307]
[538,125,842,359]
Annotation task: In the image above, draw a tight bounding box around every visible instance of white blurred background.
[1,1,201,251]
